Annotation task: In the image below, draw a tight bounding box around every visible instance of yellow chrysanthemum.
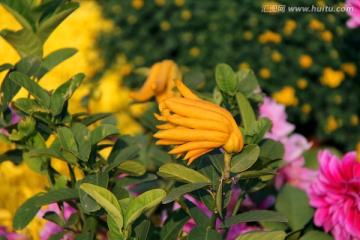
[297,78,308,89]
[258,31,281,44]
[299,54,313,69]
[243,31,253,41]
[132,0,144,9]
[181,10,192,21]
[320,67,345,88]
[272,86,299,106]
[301,104,312,114]
[283,20,296,35]
[160,21,171,31]
[239,62,250,70]
[309,19,325,31]
[174,0,185,7]
[341,63,357,77]
[322,30,333,42]
[154,80,244,165]
[271,51,282,63]
[325,116,338,133]
[350,115,358,126]
[189,47,200,57]
[259,68,271,79]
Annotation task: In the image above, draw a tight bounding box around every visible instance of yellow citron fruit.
[130,60,182,103]
[154,80,244,165]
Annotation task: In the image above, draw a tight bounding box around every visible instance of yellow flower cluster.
[309,19,325,31]
[298,54,313,69]
[297,78,308,89]
[320,67,345,88]
[272,86,299,106]
[271,51,282,63]
[154,80,244,165]
[325,115,339,133]
[341,63,357,77]
[259,68,271,79]
[283,20,297,35]
[258,31,282,44]
[0,162,47,239]
[0,0,114,114]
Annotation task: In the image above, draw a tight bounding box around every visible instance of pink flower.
[345,0,360,29]
[308,150,360,240]
[37,203,76,240]
[259,97,295,141]
[0,226,29,240]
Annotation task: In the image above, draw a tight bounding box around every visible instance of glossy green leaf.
[13,193,42,230]
[246,118,272,144]
[9,72,50,107]
[188,226,221,240]
[28,148,65,160]
[275,184,314,231]
[197,156,221,186]
[36,48,77,78]
[0,29,43,58]
[215,63,236,95]
[221,210,287,228]
[160,208,189,240]
[43,211,64,226]
[162,182,210,204]
[71,122,91,162]
[259,139,284,164]
[14,98,51,114]
[158,163,211,183]
[23,132,49,174]
[133,218,150,240]
[236,169,277,180]
[80,112,113,126]
[37,2,79,43]
[117,161,146,176]
[80,183,123,231]
[0,63,13,72]
[299,230,334,240]
[107,145,140,171]
[236,69,259,93]
[90,124,119,145]
[216,181,223,218]
[115,173,157,187]
[124,189,166,229]
[235,231,286,240]
[57,127,78,159]
[231,144,260,173]
[236,92,256,129]
[50,73,85,115]
[78,172,109,213]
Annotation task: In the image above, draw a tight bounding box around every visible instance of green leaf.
[106,145,140,171]
[236,231,286,240]
[221,210,287,228]
[37,2,79,43]
[115,173,157,187]
[216,181,223,218]
[0,29,43,58]
[236,92,256,129]
[23,132,49,174]
[231,144,260,173]
[36,48,77,78]
[158,163,211,183]
[0,149,22,164]
[71,122,91,162]
[133,218,150,240]
[259,139,284,164]
[124,189,166,229]
[73,232,91,240]
[80,183,123,231]
[78,172,109,213]
[245,118,272,144]
[236,169,277,180]
[50,73,85,115]
[299,230,334,240]
[13,193,42,230]
[57,127,78,162]
[28,148,65,161]
[275,184,314,231]
[43,211,64,226]
[215,63,237,95]
[0,1,33,31]
[90,124,119,145]
[236,69,259,93]
[188,226,221,240]
[162,182,210,204]
[80,112,113,126]
[182,199,210,227]
[48,232,68,240]
[13,189,78,230]
[160,208,190,240]
[14,98,51,114]
[117,161,146,176]
[0,63,13,72]
[9,72,50,107]
[197,156,221,186]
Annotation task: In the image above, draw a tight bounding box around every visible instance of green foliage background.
[97,0,360,151]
